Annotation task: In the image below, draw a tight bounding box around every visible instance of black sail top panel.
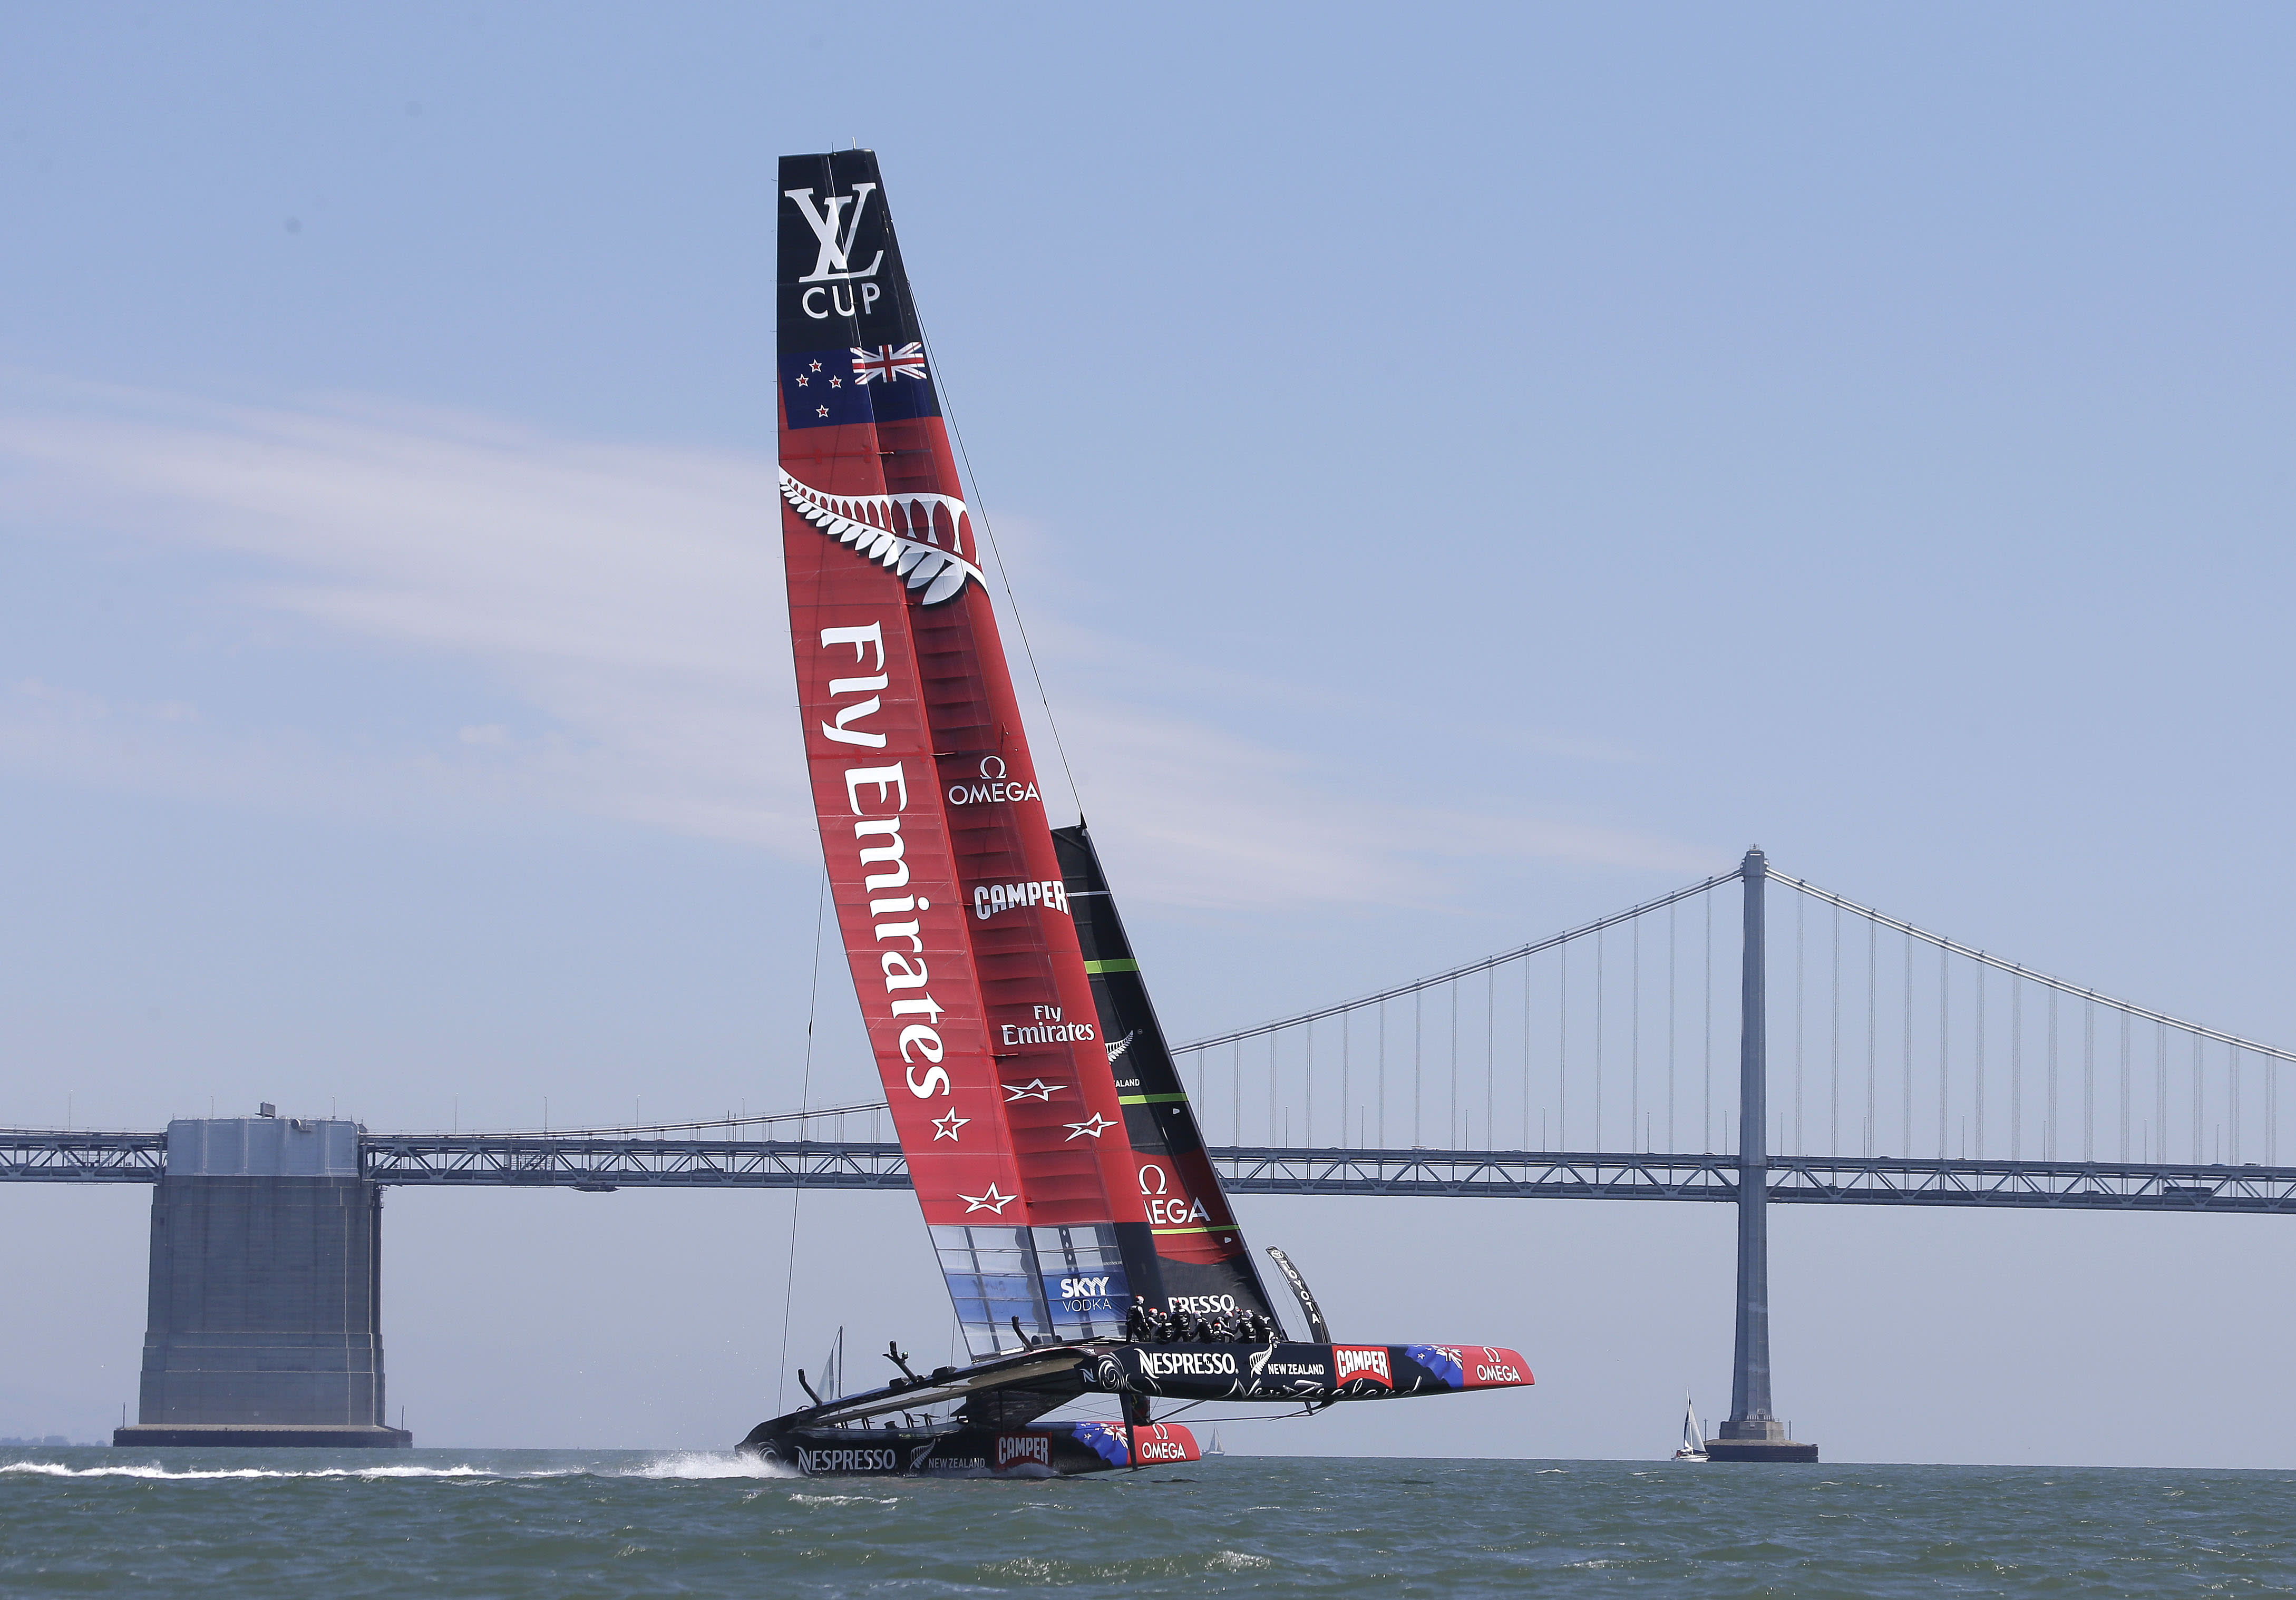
[1053,824,1281,1327]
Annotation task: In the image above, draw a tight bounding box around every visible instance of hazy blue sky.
[5,3,2295,1465]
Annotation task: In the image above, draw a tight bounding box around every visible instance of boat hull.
[741,1419,1200,1477]
[1091,1341,1532,1404]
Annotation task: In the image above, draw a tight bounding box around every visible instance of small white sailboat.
[1672,1396,1708,1461]
[1205,1429,1228,1457]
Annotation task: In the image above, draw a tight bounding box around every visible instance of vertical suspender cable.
[2083,1000,2095,1161]
[1902,931,1914,1157]
[1340,1011,1351,1150]
[2011,979,2022,1160]
[1521,955,1532,1149]
[1594,929,1606,1150]
[1631,917,1642,1151]
[2191,1032,2203,1163]
[1269,1034,1279,1148]
[1377,1001,1387,1148]
[1413,988,1423,1148]
[2154,1020,2166,1167]
[1449,980,1460,1148]
[1830,902,1841,1156]
[1558,945,1568,1149]
[1232,1039,1241,1149]
[2118,1011,2130,1163]
[1782,900,1800,1147]
[2046,990,2058,1160]
[1305,1022,1315,1152]
[1704,893,1715,1153]
[1668,900,1679,1152]
[1973,964,1986,1159]
[1866,917,1877,1157]
[1937,944,1949,1159]
[2230,1043,2242,1165]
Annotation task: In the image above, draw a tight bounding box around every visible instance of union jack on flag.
[851,343,927,384]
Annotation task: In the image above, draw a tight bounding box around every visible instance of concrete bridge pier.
[113,1116,412,1448]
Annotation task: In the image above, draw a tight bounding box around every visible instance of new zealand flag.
[780,345,940,431]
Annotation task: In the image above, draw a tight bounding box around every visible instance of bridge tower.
[1709,848,1820,1462]
[112,1116,411,1448]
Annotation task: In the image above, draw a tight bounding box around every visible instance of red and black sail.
[779,150,1207,1354]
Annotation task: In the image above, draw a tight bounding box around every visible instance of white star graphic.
[960,1184,1016,1215]
[932,1110,969,1142]
[829,376,842,388]
[1063,1114,1116,1141]
[815,405,829,417]
[1003,1079,1063,1102]
[794,375,808,386]
[808,359,822,372]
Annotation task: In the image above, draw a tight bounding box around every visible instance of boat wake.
[0,1461,563,1482]
[626,1452,795,1480]
[1,1454,795,1484]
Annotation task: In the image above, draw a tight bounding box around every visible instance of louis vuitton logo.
[785,183,886,282]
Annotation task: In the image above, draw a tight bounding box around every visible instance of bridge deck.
[4,1131,2291,1212]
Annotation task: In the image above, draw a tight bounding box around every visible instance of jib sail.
[778,150,1162,1357]
[1054,824,1283,1328]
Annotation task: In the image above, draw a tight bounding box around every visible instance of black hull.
[740,1419,1199,1478]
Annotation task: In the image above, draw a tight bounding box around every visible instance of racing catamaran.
[742,150,1532,1477]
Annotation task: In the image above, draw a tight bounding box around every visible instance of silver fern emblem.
[779,469,987,606]
[1105,1030,1139,1064]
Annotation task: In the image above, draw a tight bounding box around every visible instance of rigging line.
[1766,869,2296,1065]
[775,866,831,1414]
[910,318,1085,817]
[1176,869,1743,1053]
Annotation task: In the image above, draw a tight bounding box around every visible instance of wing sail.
[1053,824,1283,1328]
[778,151,1157,1356]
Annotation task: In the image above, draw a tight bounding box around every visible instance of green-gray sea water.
[4,1448,2291,1596]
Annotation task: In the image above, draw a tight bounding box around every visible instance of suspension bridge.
[8,849,2293,1456]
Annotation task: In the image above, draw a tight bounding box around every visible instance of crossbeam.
[5,1129,2291,1211]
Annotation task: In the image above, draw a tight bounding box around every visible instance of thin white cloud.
[0,377,1709,905]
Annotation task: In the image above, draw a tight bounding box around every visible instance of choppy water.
[4,1448,2293,1596]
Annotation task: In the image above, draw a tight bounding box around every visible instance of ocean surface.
[4,1448,2292,1597]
